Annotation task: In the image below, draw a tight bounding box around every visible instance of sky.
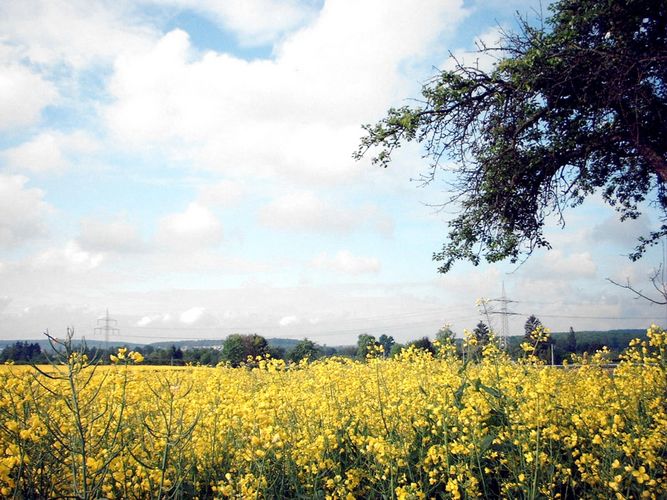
[1,0,665,346]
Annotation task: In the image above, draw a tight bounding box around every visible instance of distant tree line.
[0,322,647,365]
[0,342,45,364]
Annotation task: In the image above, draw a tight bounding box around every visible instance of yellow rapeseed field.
[0,326,665,499]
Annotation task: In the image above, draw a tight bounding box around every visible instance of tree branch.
[606,274,667,305]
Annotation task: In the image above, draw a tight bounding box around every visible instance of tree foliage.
[473,321,491,346]
[524,314,553,360]
[288,338,321,363]
[378,334,395,356]
[356,334,378,359]
[221,334,268,367]
[566,326,577,353]
[0,341,43,363]
[435,325,456,344]
[524,314,543,338]
[407,336,436,354]
[356,0,667,272]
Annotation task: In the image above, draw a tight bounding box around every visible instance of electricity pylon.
[94,309,119,346]
[490,282,519,349]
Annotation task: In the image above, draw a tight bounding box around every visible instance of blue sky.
[0,0,665,345]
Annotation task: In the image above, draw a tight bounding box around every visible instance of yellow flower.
[129,351,144,363]
[632,466,650,484]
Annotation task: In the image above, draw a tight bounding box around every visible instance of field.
[0,327,665,499]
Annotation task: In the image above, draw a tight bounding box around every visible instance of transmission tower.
[490,282,519,349]
[94,309,119,346]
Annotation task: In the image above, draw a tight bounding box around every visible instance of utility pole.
[490,282,519,349]
[94,309,119,347]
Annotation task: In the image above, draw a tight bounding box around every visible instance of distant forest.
[0,328,649,366]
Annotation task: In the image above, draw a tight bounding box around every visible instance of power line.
[526,312,661,320]
[126,306,475,333]
[109,313,486,343]
[86,302,662,345]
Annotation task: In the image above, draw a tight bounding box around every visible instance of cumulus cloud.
[78,218,145,253]
[145,0,319,46]
[156,202,223,250]
[279,315,299,326]
[136,313,175,327]
[590,214,652,248]
[180,306,205,324]
[137,315,158,327]
[0,64,57,130]
[0,0,156,68]
[104,0,468,181]
[0,175,52,248]
[538,250,597,280]
[178,306,219,327]
[312,250,381,274]
[259,191,393,235]
[3,131,99,174]
[31,241,104,272]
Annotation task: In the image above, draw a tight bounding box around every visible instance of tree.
[524,315,543,339]
[465,322,491,361]
[566,326,577,353]
[607,263,667,305]
[221,335,245,366]
[221,334,269,367]
[435,324,456,344]
[407,336,436,354]
[288,339,321,363]
[356,0,667,273]
[524,314,552,360]
[0,341,43,363]
[169,345,184,365]
[378,334,395,356]
[267,345,286,361]
[473,322,490,346]
[356,334,378,359]
[389,343,405,358]
[242,334,269,359]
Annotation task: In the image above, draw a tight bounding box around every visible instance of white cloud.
[136,313,174,326]
[137,315,157,327]
[78,218,145,253]
[176,306,219,327]
[180,306,205,324]
[259,191,351,232]
[0,64,57,131]
[312,250,381,274]
[279,315,299,326]
[3,131,99,174]
[0,0,156,68]
[590,214,652,248]
[259,191,393,235]
[538,250,598,280]
[104,0,468,182]
[0,175,52,248]
[145,0,319,46]
[156,202,223,249]
[32,241,105,272]
[197,180,245,207]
